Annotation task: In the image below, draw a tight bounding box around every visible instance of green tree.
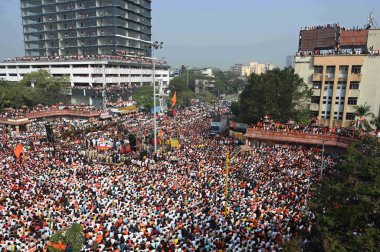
[48,223,84,252]
[197,90,214,104]
[370,116,380,130]
[0,70,70,108]
[20,70,70,105]
[354,103,374,131]
[65,223,84,252]
[169,76,196,106]
[133,86,154,109]
[238,67,311,124]
[230,101,240,117]
[213,69,246,95]
[169,77,188,94]
[305,137,380,252]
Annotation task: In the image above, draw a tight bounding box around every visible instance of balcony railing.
[350,73,362,82]
[312,73,323,81]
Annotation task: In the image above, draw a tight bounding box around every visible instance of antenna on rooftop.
[366,10,379,29]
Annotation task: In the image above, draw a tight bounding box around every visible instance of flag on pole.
[14,143,25,160]
[171,91,177,107]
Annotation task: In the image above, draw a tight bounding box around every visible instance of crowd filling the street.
[0,104,337,251]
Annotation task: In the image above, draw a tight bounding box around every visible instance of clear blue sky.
[1,0,379,69]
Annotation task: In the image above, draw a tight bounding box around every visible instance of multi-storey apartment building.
[241,62,275,76]
[21,0,152,57]
[294,23,380,128]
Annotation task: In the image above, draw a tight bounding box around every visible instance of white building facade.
[0,58,170,89]
[241,62,275,76]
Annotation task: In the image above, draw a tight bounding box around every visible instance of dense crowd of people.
[0,105,97,120]
[253,116,380,139]
[4,55,167,66]
[0,105,337,251]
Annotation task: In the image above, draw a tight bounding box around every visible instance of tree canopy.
[48,223,84,252]
[0,70,70,109]
[305,136,380,251]
[354,103,375,131]
[133,85,154,109]
[237,67,312,124]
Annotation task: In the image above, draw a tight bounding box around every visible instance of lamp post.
[151,41,163,154]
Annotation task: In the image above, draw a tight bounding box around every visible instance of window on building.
[314,66,323,74]
[347,97,358,105]
[351,65,362,74]
[311,96,320,104]
[313,82,321,89]
[310,110,317,116]
[346,113,355,120]
[326,66,335,73]
[350,82,359,89]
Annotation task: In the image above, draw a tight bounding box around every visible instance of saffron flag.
[14,143,25,160]
[171,91,177,107]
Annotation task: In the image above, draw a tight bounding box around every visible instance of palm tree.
[370,116,380,131]
[353,103,374,131]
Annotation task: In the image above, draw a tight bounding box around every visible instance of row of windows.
[312,97,358,105]
[314,65,362,74]
[321,113,356,120]
[313,82,359,90]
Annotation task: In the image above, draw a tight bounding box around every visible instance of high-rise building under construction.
[20,0,152,57]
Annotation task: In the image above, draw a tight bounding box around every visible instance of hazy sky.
[1,0,379,69]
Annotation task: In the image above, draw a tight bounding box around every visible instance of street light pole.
[151,41,163,154]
